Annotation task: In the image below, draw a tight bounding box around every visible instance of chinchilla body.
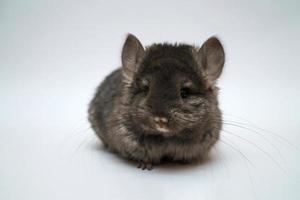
[89,34,225,169]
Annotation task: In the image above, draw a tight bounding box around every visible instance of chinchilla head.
[120,34,225,137]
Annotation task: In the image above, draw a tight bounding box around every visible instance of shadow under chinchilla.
[90,141,218,172]
[157,154,217,172]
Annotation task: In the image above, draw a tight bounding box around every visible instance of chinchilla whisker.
[221,122,286,163]
[72,133,96,155]
[222,130,287,172]
[59,126,93,149]
[172,113,198,123]
[75,126,92,134]
[70,126,92,137]
[219,138,253,166]
[212,146,230,176]
[106,117,127,125]
[175,116,197,123]
[222,113,297,149]
[222,121,298,150]
[219,138,257,198]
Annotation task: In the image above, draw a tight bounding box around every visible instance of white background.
[1,0,300,199]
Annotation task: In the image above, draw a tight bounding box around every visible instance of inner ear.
[121,34,145,82]
[198,37,225,86]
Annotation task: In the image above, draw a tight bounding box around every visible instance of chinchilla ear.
[198,37,225,86]
[121,33,145,82]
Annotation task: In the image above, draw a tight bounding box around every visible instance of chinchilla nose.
[153,116,169,124]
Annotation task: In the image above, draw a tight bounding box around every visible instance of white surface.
[1,0,300,200]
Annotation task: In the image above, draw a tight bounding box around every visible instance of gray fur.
[88,34,225,169]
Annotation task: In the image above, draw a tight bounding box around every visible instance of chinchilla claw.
[137,161,153,170]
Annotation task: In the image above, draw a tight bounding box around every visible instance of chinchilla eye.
[180,87,191,98]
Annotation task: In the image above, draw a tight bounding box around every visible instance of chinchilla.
[88,34,225,170]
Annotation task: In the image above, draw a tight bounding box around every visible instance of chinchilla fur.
[88,34,225,170]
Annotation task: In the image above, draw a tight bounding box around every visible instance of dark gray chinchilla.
[88,34,225,170]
